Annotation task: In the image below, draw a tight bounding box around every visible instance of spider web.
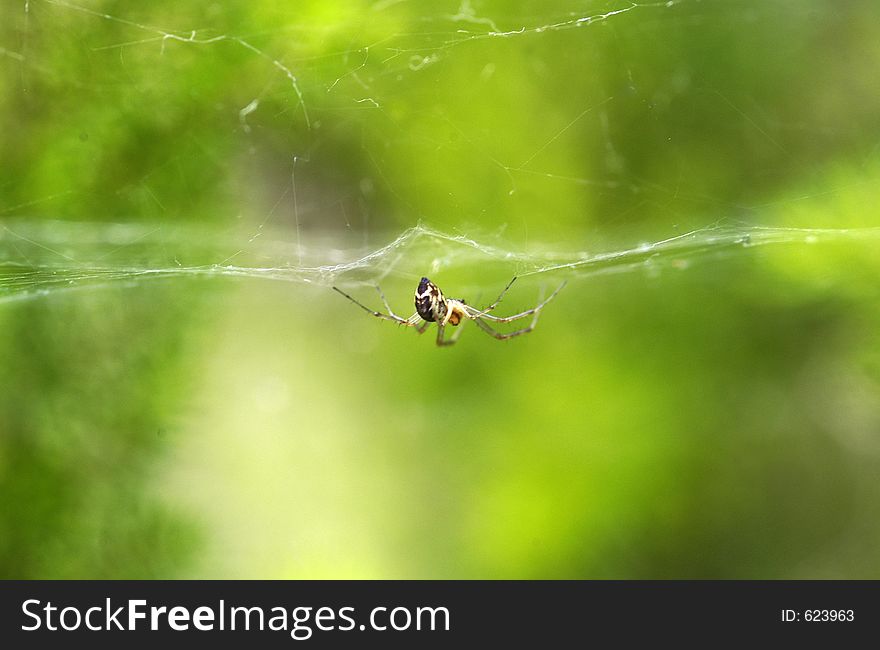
[2,0,879,304]
[2,219,878,306]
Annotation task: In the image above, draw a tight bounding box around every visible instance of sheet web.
[2,1,878,306]
[2,220,878,306]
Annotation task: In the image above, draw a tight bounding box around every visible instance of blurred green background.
[2,0,880,578]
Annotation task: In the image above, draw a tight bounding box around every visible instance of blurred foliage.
[1,0,879,578]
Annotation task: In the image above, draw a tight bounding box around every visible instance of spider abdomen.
[415,276,445,322]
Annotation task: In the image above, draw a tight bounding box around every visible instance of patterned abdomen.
[415,277,445,322]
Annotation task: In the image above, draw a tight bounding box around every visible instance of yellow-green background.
[2,0,879,578]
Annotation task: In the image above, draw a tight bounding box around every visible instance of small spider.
[333,276,566,347]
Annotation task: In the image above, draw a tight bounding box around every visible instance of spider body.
[415,277,465,325]
[414,277,443,322]
[334,276,565,347]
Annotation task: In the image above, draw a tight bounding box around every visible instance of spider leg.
[467,275,519,318]
[403,312,431,333]
[374,285,408,321]
[435,323,464,347]
[486,275,519,311]
[467,280,566,323]
[473,309,541,340]
[332,286,415,326]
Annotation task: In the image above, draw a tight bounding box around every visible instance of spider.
[332,276,566,347]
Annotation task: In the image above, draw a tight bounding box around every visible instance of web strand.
[1,221,877,305]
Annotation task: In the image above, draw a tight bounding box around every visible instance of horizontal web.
[1,221,877,305]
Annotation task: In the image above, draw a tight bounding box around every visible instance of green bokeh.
[1,0,879,578]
